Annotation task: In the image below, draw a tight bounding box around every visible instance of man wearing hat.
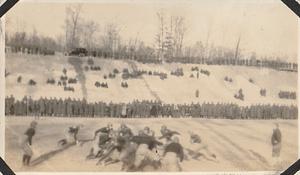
[271,123,282,157]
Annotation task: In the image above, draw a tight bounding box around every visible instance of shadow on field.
[78,138,94,146]
[248,149,270,166]
[30,142,76,166]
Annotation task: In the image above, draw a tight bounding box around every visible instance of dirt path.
[125,60,161,102]
[68,56,87,99]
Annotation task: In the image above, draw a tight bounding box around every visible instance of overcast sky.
[5,0,298,61]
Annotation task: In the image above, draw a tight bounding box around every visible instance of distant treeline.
[165,57,298,72]
[71,49,299,73]
[6,46,55,55]
[6,31,60,55]
[5,95,298,119]
[6,46,297,72]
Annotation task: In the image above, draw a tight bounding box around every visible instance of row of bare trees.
[6,29,60,54]
[65,5,99,51]
[155,11,186,61]
[5,4,297,71]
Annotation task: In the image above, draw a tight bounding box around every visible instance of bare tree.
[9,31,26,52]
[204,17,214,60]
[65,4,83,50]
[156,11,166,62]
[81,20,98,52]
[56,34,65,52]
[172,16,186,58]
[156,12,186,60]
[234,35,241,61]
[127,36,139,60]
[191,41,205,58]
[28,28,40,54]
[101,23,120,58]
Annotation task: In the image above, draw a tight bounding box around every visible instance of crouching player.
[161,136,184,171]
[185,132,217,162]
[130,131,163,171]
[86,125,113,159]
[57,125,82,147]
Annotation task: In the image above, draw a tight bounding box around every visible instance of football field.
[5,117,298,172]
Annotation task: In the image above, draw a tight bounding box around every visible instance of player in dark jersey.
[87,124,113,159]
[159,125,180,144]
[118,124,133,139]
[21,121,37,166]
[93,123,113,140]
[162,136,184,171]
[130,133,163,171]
[95,124,134,167]
[271,123,282,157]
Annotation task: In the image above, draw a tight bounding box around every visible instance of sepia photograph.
[3,0,298,173]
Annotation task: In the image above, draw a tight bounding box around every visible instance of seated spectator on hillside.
[200,69,210,76]
[160,73,167,80]
[195,90,199,98]
[101,82,108,88]
[171,68,184,77]
[60,75,68,81]
[90,66,101,71]
[234,89,244,101]
[87,58,94,66]
[28,79,36,86]
[278,91,297,100]
[63,68,67,75]
[260,89,266,97]
[17,76,22,83]
[95,81,101,88]
[191,66,199,71]
[108,73,116,79]
[68,78,77,84]
[224,76,233,83]
[121,82,128,88]
[249,78,254,83]
[113,68,119,74]
[47,78,56,85]
[64,86,75,92]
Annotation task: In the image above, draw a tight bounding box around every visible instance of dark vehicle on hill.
[41,48,55,55]
[69,48,88,57]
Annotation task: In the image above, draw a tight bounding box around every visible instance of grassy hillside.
[5,53,297,106]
